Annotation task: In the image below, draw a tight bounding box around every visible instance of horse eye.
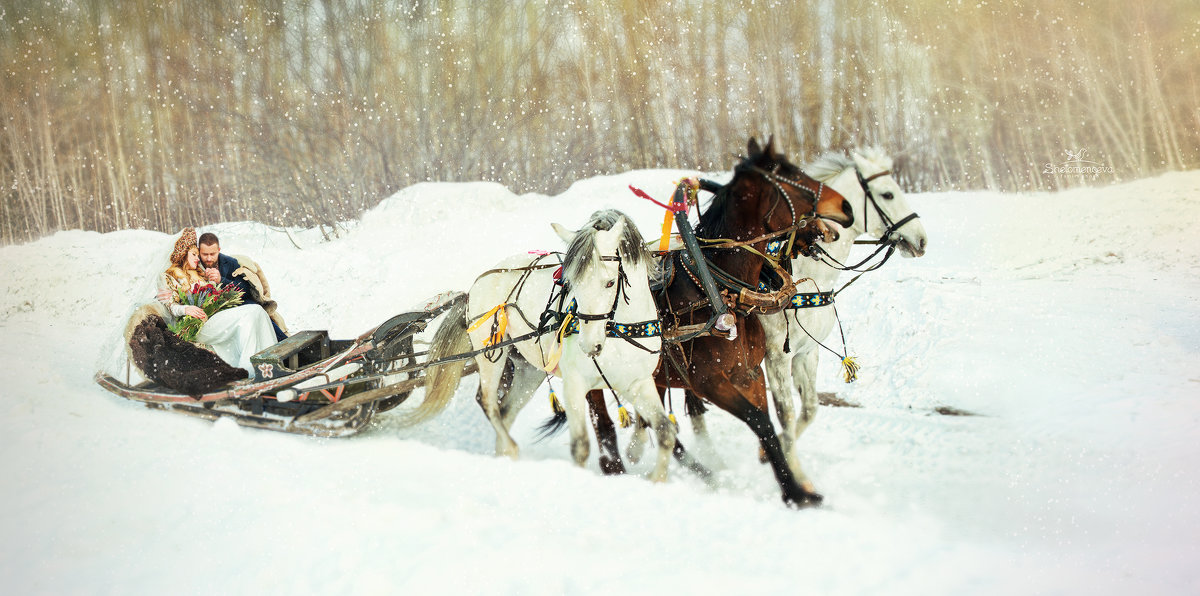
[882,192,894,200]
[605,280,615,288]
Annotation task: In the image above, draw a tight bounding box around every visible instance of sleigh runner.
[94,291,475,437]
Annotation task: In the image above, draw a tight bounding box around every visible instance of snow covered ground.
[1,168,1198,594]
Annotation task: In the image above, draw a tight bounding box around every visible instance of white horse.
[755,148,929,463]
[414,210,677,481]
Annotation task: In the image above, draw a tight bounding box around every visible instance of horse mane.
[854,147,894,171]
[697,143,789,239]
[695,180,735,240]
[806,148,894,183]
[805,152,856,183]
[562,209,649,284]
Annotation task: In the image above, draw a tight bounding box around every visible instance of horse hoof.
[784,489,824,509]
[599,456,627,476]
[497,444,520,460]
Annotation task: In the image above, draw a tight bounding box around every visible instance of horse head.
[552,213,630,358]
[737,137,854,251]
[849,149,927,257]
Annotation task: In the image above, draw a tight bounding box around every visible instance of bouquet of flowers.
[167,281,244,342]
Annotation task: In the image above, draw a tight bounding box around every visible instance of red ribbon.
[628,185,687,212]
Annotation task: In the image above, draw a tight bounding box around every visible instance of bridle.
[744,164,829,260]
[683,164,835,273]
[854,167,921,248]
[558,253,662,354]
[564,254,627,325]
[808,166,922,281]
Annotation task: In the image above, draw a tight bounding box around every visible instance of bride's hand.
[156,289,172,302]
[183,306,207,321]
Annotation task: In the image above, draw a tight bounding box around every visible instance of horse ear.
[850,151,872,173]
[763,135,776,157]
[551,222,575,244]
[608,218,626,249]
[747,137,761,158]
[593,218,625,253]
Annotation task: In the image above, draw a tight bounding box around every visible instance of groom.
[198,232,288,342]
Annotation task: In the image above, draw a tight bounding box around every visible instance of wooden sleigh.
[94,292,476,437]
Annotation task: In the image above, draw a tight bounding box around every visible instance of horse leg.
[792,349,820,440]
[474,350,520,459]
[559,373,592,468]
[498,356,545,430]
[626,412,650,465]
[707,374,822,507]
[764,336,799,465]
[587,389,626,475]
[684,389,719,455]
[670,435,715,482]
[549,366,592,465]
[622,378,676,483]
[761,312,796,464]
[625,388,659,464]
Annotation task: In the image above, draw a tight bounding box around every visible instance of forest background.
[2,0,1196,243]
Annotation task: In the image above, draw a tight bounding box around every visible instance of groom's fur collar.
[228,254,288,334]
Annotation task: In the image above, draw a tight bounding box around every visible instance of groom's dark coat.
[214,253,287,341]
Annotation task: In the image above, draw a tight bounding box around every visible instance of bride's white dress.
[161,271,278,375]
[194,304,278,374]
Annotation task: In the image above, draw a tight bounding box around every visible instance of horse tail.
[684,389,708,416]
[397,296,471,427]
[534,409,568,442]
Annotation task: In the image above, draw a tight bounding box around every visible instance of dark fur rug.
[128,314,247,396]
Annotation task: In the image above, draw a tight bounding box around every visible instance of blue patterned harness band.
[562,317,662,338]
[789,291,834,309]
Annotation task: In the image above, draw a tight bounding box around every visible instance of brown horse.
[587,137,853,506]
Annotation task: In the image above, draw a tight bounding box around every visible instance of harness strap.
[560,317,663,350]
[591,357,633,428]
[787,298,859,383]
[694,220,813,252]
[475,260,562,279]
[787,291,835,309]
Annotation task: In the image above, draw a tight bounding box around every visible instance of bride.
[159,228,278,374]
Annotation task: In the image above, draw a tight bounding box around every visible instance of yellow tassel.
[618,404,633,428]
[548,386,565,414]
[842,356,860,383]
[467,303,508,347]
[668,412,679,431]
[541,312,575,373]
[542,346,562,373]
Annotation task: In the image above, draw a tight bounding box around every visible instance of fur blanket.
[125,303,247,396]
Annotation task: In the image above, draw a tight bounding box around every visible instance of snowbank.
[1,170,1198,594]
